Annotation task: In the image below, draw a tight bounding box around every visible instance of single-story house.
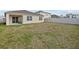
[5,10,44,25]
[35,11,51,20]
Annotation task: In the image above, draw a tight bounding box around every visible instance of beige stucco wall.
[6,12,44,25]
[6,14,9,25]
[23,15,44,24]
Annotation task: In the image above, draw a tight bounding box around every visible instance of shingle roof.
[5,10,43,16]
[36,11,51,14]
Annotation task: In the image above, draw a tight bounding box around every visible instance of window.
[39,16,42,20]
[27,16,32,21]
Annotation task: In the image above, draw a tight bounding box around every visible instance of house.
[5,10,44,25]
[51,14,60,18]
[35,11,51,20]
[66,13,79,18]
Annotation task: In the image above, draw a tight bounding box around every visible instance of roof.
[5,10,43,16]
[36,11,51,14]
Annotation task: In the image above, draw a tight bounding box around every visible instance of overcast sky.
[0,0,79,10]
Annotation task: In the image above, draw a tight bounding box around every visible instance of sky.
[0,0,79,16]
[0,0,79,10]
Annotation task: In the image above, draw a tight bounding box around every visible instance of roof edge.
[5,10,43,16]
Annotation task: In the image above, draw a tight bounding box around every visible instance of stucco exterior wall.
[23,15,44,24]
[6,14,10,25]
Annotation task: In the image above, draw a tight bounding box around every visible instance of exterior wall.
[6,14,10,25]
[23,14,44,24]
[6,12,44,25]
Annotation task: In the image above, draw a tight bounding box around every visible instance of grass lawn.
[0,23,79,49]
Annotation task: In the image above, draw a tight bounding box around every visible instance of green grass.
[0,23,79,49]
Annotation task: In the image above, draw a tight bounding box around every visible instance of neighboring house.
[5,10,44,25]
[51,14,60,18]
[66,13,79,18]
[35,11,51,20]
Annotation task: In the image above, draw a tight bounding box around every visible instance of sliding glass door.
[12,17,19,23]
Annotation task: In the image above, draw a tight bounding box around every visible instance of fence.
[44,18,79,24]
[0,18,6,23]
